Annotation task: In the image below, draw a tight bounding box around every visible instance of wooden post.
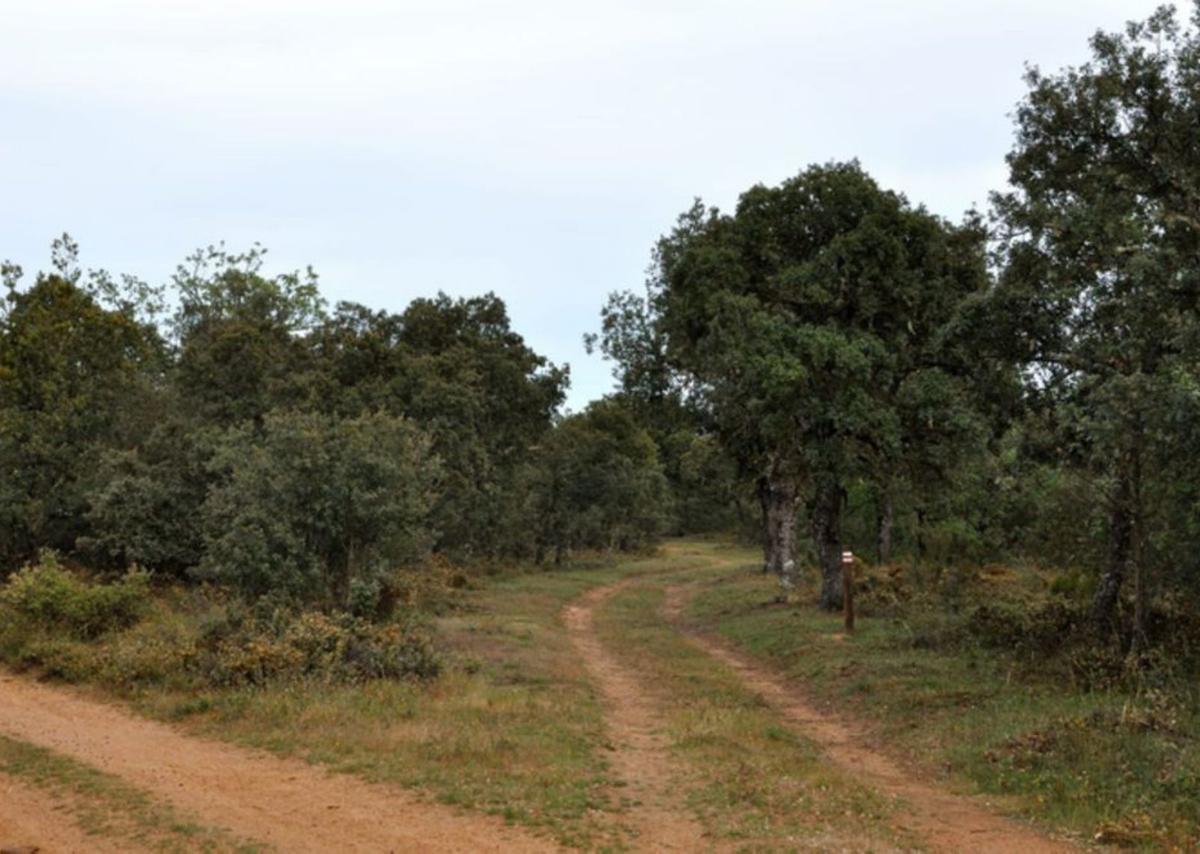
[841,550,855,633]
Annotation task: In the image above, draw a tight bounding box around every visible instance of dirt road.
[661,584,1076,854]
[0,563,1077,853]
[0,775,122,853]
[563,582,709,851]
[0,674,555,853]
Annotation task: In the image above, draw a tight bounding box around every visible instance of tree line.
[0,241,682,611]
[4,4,1198,646]
[591,4,1200,645]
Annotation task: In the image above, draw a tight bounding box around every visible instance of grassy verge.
[592,575,915,851]
[681,541,1200,850]
[130,555,666,850]
[0,735,256,852]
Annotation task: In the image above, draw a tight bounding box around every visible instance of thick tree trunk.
[811,480,844,610]
[765,478,797,589]
[758,467,798,589]
[876,489,894,565]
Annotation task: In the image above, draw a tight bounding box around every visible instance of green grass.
[0,735,257,852]
[592,574,914,851]
[680,540,1200,850]
[131,554,674,850]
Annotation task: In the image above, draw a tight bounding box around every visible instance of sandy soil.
[562,582,710,852]
[0,773,126,854]
[0,673,556,853]
[662,584,1079,854]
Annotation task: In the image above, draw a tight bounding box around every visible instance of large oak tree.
[649,163,990,605]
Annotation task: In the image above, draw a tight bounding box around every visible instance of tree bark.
[876,488,894,565]
[812,480,844,610]
[915,506,927,561]
[763,473,798,589]
[1092,441,1143,638]
[757,475,772,574]
[775,484,798,590]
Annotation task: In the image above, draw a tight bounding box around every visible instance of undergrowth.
[0,551,441,691]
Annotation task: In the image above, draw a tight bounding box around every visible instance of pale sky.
[0,0,1178,409]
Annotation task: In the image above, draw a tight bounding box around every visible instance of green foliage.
[82,420,213,575]
[197,410,439,607]
[619,162,995,599]
[307,294,567,559]
[990,5,1200,623]
[669,430,742,533]
[0,264,163,567]
[0,551,149,639]
[656,163,990,476]
[528,399,670,560]
[172,244,325,425]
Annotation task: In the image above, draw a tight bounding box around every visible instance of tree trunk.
[915,506,927,561]
[757,475,772,574]
[812,480,844,610]
[876,488,894,565]
[1131,448,1148,650]
[763,473,798,589]
[1132,536,1149,653]
[1092,444,1138,632]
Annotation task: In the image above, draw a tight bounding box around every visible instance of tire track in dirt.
[0,774,125,853]
[562,582,709,852]
[662,585,1078,854]
[0,673,557,853]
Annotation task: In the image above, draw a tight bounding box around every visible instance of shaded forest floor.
[3,539,1193,850]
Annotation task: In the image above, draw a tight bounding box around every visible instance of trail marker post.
[841,550,855,633]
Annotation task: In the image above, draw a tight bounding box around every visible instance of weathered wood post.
[841,550,855,633]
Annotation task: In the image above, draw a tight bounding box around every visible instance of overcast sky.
[0,0,1179,409]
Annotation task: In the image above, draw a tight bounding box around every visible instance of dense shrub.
[528,399,670,561]
[82,420,212,576]
[0,551,150,639]
[197,410,439,608]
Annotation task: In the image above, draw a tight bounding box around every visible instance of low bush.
[189,608,440,687]
[0,556,442,690]
[0,551,149,639]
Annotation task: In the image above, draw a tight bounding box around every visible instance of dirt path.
[0,674,556,853]
[662,585,1078,854]
[0,774,126,854]
[562,583,709,852]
